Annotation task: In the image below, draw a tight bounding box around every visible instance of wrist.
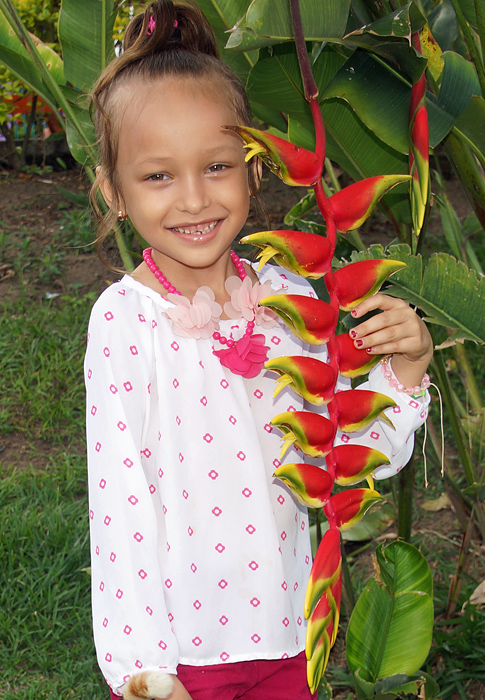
[381,355,430,397]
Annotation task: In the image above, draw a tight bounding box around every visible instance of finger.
[351,293,409,318]
[350,308,416,341]
[354,328,421,356]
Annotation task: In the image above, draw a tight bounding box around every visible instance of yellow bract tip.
[273,375,292,399]
[257,246,278,270]
[280,434,296,459]
[243,143,264,161]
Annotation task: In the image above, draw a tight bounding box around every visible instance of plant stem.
[446,515,476,616]
[289,0,318,100]
[20,93,37,165]
[340,541,355,616]
[397,453,414,541]
[448,0,485,96]
[453,342,483,412]
[475,0,485,72]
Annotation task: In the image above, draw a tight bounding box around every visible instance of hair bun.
[123,0,219,58]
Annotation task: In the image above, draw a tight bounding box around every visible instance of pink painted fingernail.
[355,339,363,347]
[351,310,358,317]
[350,330,357,339]
[366,347,372,353]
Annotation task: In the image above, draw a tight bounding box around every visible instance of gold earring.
[118,211,128,221]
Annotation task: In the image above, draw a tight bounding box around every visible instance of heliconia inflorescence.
[409,31,430,237]
[232,0,427,692]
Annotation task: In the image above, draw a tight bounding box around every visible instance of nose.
[177,174,211,215]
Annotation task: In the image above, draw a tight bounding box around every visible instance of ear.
[96,165,116,210]
[249,156,263,197]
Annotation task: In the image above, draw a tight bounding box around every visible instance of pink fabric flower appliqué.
[164,287,222,339]
[224,276,279,329]
[213,333,270,379]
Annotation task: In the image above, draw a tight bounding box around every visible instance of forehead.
[115,76,243,165]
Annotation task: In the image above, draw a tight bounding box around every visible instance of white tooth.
[173,221,217,235]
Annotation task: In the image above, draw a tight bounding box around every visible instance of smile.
[171,220,219,235]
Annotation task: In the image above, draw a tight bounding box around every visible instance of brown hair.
[90,0,259,268]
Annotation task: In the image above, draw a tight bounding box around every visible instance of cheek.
[232,171,251,211]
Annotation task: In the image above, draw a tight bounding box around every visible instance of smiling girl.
[85,2,433,699]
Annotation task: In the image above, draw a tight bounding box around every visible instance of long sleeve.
[85,290,179,695]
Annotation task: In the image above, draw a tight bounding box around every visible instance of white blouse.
[85,263,429,695]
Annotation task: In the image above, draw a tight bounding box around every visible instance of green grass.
[0,207,96,285]
[0,456,106,699]
[0,291,95,445]
[1,275,105,696]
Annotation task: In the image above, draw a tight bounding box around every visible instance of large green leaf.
[226,0,351,50]
[195,0,257,82]
[64,100,97,166]
[322,48,480,154]
[434,50,481,129]
[58,0,116,93]
[453,95,485,161]
[342,3,427,83]
[0,7,64,110]
[323,51,411,154]
[428,0,458,51]
[346,540,433,686]
[458,0,485,29]
[350,244,485,344]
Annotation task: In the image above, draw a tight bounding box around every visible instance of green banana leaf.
[350,243,485,344]
[194,0,257,82]
[351,670,440,700]
[64,103,97,166]
[453,95,485,164]
[226,0,351,50]
[58,0,116,93]
[0,5,65,111]
[458,0,485,30]
[342,4,426,83]
[346,540,433,694]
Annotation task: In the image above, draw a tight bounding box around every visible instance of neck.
[136,248,242,307]
[171,254,236,299]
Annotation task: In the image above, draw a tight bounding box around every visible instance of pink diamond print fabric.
[85,263,429,695]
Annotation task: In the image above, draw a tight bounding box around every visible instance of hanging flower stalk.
[226,0,418,692]
[409,30,430,239]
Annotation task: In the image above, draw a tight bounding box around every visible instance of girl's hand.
[349,294,433,388]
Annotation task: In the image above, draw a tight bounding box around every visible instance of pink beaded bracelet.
[380,356,430,398]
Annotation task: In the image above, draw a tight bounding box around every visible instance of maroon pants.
[109,651,317,699]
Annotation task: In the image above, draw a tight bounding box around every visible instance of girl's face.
[104,76,251,285]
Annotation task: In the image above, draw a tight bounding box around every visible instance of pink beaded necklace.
[143,247,272,378]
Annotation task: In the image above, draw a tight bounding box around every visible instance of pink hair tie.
[147,16,177,35]
[147,15,156,35]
